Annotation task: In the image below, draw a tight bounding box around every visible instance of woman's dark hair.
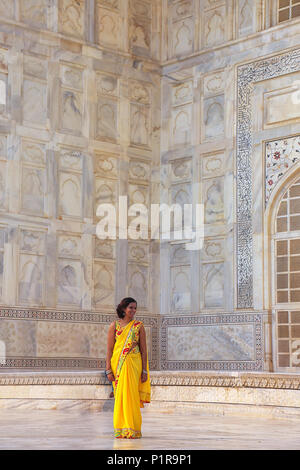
[116,297,137,319]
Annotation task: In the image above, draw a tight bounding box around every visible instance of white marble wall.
[0,1,299,373]
[160,0,300,372]
[0,0,161,370]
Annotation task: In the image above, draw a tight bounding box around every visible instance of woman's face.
[124,302,137,320]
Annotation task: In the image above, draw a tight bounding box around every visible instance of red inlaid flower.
[268,180,273,186]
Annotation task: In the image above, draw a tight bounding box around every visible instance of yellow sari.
[111,319,151,439]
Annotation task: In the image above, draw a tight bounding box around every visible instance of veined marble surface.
[0,408,299,450]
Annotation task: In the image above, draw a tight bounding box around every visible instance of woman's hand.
[106,372,115,383]
[141,371,148,383]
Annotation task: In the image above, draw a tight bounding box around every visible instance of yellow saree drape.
[111,319,151,439]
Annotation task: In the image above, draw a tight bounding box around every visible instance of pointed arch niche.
[265,144,300,372]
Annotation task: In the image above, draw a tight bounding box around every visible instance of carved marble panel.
[94,239,116,259]
[170,243,191,265]
[96,97,118,142]
[61,64,83,91]
[202,238,225,262]
[128,241,149,263]
[171,0,194,22]
[130,103,150,148]
[170,158,192,183]
[128,263,148,309]
[96,73,119,97]
[237,0,255,37]
[22,139,45,167]
[23,55,47,80]
[97,8,120,49]
[98,0,120,11]
[95,154,118,179]
[36,321,108,358]
[95,178,117,208]
[18,254,44,304]
[264,85,300,128]
[129,159,150,183]
[129,17,151,56]
[57,259,81,306]
[93,261,115,308]
[0,320,36,356]
[59,0,85,38]
[20,0,48,28]
[20,229,46,254]
[203,71,225,97]
[203,177,224,224]
[23,79,47,125]
[21,166,46,215]
[171,265,191,311]
[172,81,193,106]
[167,323,255,361]
[203,262,224,308]
[171,105,192,147]
[128,183,149,208]
[202,152,224,179]
[61,88,83,134]
[59,148,83,172]
[203,95,225,140]
[130,0,152,19]
[129,81,151,105]
[59,172,82,218]
[172,18,194,57]
[204,5,226,47]
[58,234,81,257]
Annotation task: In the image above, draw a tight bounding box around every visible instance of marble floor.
[0,407,299,450]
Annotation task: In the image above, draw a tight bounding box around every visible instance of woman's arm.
[106,321,116,381]
[139,324,148,383]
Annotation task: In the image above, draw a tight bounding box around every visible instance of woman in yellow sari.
[105,297,151,439]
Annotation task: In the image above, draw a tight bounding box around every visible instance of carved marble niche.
[21,139,47,216]
[171,105,192,148]
[128,263,149,310]
[237,0,257,37]
[96,73,119,143]
[57,234,82,307]
[93,236,116,308]
[18,229,46,306]
[97,0,121,50]
[203,262,225,308]
[170,0,194,58]
[60,63,84,135]
[23,55,47,127]
[203,177,224,224]
[20,0,48,28]
[129,81,151,148]
[58,148,83,219]
[59,0,85,38]
[170,243,191,312]
[202,1,227,48]
[202,95,225,141]
[129,0,152,57]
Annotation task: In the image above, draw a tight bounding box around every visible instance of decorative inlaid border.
[0,307,159,370]
[236,48,300,308]
[161,313,263,371]
[0,371,299,390]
